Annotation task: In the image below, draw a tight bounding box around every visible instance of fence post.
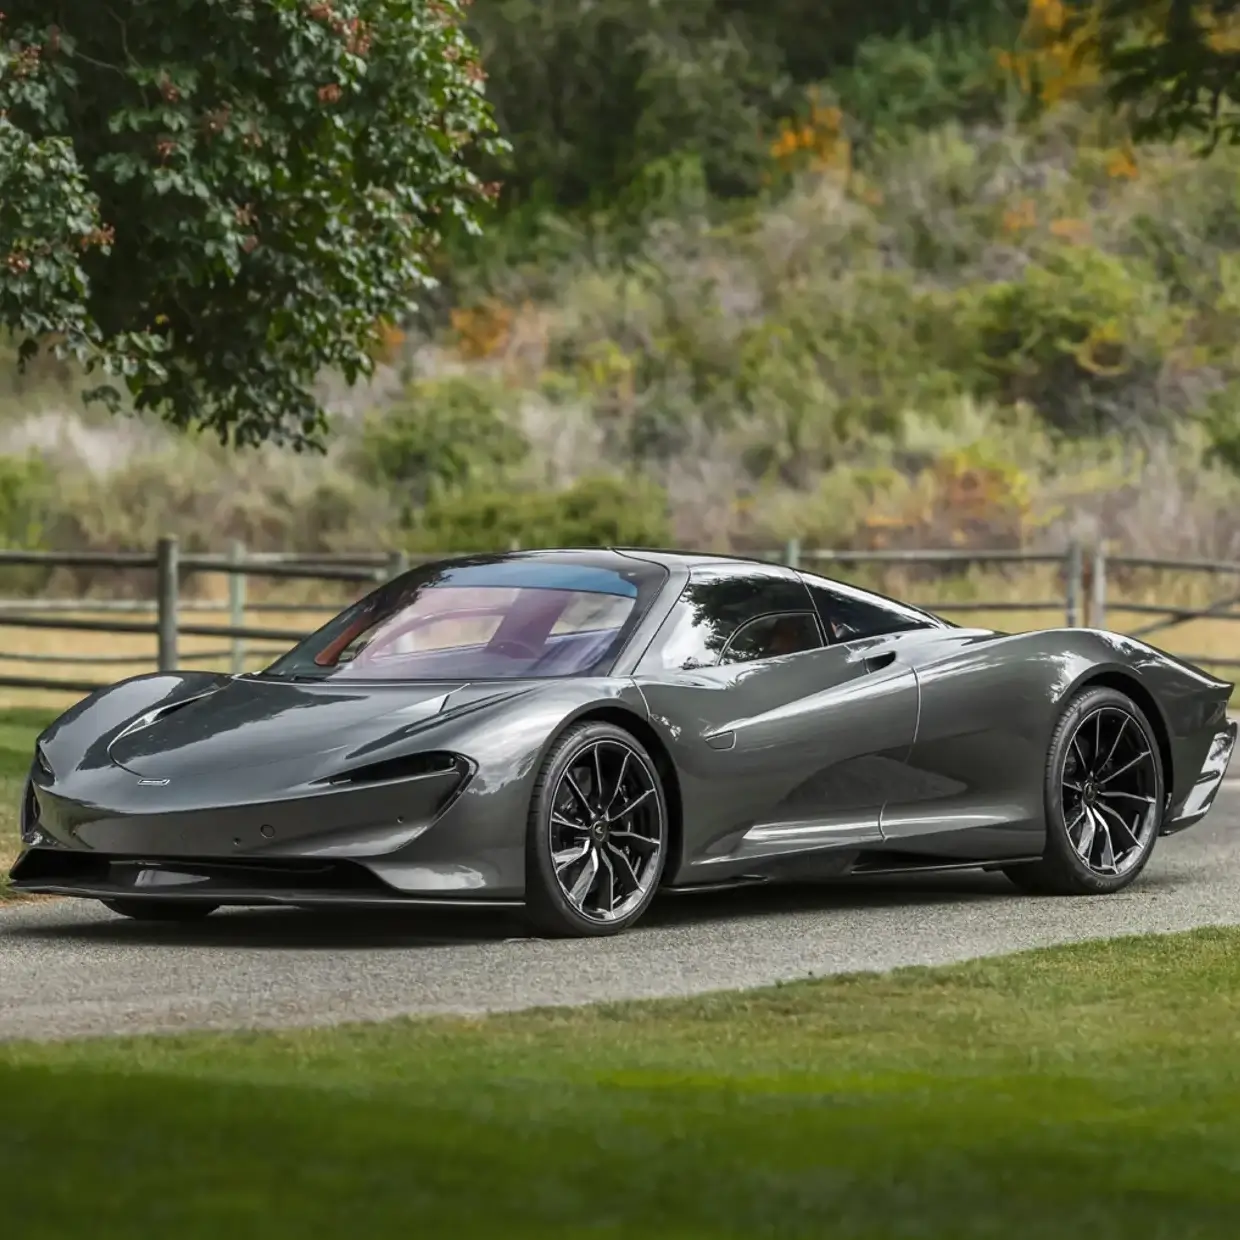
[784,537,801,569]
[385,548,409,581]
[156,535,179,672]
[1090,543,1107,631]
[1064,540,1082,627]
[228,539,246,675]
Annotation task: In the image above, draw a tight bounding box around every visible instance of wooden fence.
[0,538,1236,695]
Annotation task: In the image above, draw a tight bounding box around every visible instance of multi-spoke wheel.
[525,720,668,937]
[101,899,219,922]
[1004,685,1165,896]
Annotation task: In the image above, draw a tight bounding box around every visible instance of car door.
[632,566,920,876]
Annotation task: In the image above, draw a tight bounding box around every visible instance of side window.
[719,612,822,666]
[801,573,935,644]
[641,571,823,671]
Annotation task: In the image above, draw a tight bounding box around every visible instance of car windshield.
[261,555,666,682]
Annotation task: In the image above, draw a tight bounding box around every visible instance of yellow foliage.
[860,449,1033,551]
[769,89,851,179]
[1105,146,1140,179]
[449,299,513,360]
[1074,323,1129,376]
[1200,5,1240,52]
[999,0,1103,108]
[370,318,406,365]
[580,341,636,411]
[1002,199,1038,233]
[1049,216,1091,243]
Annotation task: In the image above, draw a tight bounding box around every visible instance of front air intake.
[321,751,464,787]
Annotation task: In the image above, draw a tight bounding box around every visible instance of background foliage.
[4,0,1240,569]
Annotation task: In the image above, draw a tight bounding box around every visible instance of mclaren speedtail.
[9,549,1236,936]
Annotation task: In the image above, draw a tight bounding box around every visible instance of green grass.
[0,708,54,896]
[5,929,1240,1237]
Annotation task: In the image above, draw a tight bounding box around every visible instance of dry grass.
[0,564,1236,714]
[0,606,332,711]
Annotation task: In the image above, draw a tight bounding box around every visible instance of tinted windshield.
[262,555,667,682]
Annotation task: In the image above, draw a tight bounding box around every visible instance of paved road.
[4,788,1240,1042]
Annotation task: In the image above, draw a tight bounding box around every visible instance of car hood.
[106,675,470,782]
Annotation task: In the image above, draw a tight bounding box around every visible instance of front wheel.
[525,721,669,937]
[1004,685,1164,896]
[101,898,219,922]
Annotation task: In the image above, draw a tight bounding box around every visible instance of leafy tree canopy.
[1082,0,1240,146]
[0,1,499,448]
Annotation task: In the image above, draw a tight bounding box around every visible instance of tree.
[0,1,500,448]
[1076,0,1240,147]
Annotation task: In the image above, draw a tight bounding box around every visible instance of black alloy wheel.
[525,721,668,937]
[1005,685,1164,895]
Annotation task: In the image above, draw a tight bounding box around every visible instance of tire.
[525,720,669,937]
[101,898,219,922]
[1004,685,1165,896]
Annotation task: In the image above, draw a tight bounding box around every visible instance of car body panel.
[637,634,919,878]
[9,548,1236,910]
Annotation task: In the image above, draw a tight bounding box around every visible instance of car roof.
[611,547,780,571]
[485,546,790,572]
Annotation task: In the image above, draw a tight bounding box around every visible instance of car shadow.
[1,866,1078,951]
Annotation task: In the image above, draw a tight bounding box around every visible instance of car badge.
[137,778,170,786]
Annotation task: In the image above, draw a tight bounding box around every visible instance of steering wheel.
[489,638,542,660]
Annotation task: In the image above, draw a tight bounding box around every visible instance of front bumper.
[1161,719,1238,836]
[7,850,524,908]
[9,753,526,901]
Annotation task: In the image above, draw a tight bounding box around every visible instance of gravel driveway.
[3,787,1239,1042]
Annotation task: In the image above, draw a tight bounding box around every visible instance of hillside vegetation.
[4,0,1240,572]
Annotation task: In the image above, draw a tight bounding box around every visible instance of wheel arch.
[1073,668,1174,794]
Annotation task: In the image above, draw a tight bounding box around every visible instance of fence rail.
[0,537,1237,694]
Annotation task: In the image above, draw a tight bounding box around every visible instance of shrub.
[830,25,1016,138]
[959,244,1181,433]
[0,453,52,549]
[356,376,529,510]
[43,440,397,594]
[404,474,672,553]
[0,453,54,594]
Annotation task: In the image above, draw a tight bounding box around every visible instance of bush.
[356,376,529,510]
[43,440,397,594]
[0,454,52,549]
[405,475,672,553]
[0,453,54,594]
[957,244,1181,433]
[828,25,1016,139]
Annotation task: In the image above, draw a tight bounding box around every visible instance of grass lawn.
[0,708,54,896]
[4,929,1240,1237]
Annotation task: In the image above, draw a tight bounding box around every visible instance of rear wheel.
[1004,685,1164,896]
[101,898,219,922]
[525,721,668,937]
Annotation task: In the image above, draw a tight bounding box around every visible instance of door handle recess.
[863,651,896,674]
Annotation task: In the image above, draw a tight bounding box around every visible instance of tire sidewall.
[526,720,669,937]
[1043,686,1164,892]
